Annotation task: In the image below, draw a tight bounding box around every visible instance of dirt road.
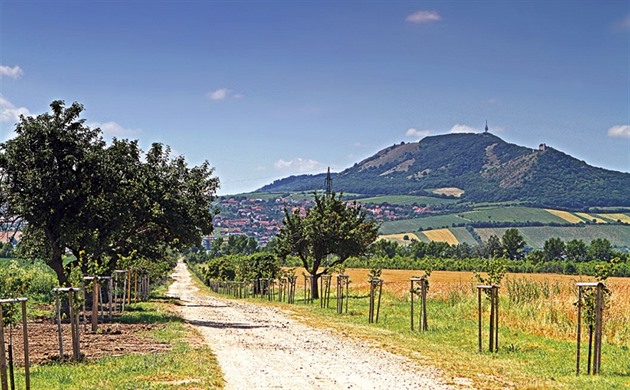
[167,260,454,389]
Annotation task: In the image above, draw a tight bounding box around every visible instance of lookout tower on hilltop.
[484,120,489,133]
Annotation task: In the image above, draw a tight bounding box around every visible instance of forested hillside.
[260,133,630,209]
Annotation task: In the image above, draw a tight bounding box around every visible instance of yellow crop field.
[545,209,584,223]
[378,233,420,245]
[422,228,459,245]
[599,213,630,224]
[293,268,630,345]
[575,212,607,223]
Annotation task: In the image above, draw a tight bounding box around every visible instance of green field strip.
[449,227,480,245]
[461,206,568,224]
[379,214,469,234]
[354,195,457,206]
[474,225,630,249]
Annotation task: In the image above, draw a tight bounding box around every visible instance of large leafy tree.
[566,239,588,263]
[588,238,614,262]
[275,192,379,299]
[1,101,219,285]
[501,228,526,260]
[1,101,105,285]
[543,237,566,262]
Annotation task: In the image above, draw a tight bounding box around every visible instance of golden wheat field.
[600,213,630,224]
[545,209,585,224]
[575,212,607,223]
[421,228,459,245]
[293,268,630,344]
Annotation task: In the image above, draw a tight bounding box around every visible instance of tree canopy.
[275,192,379,298]
[0,100,219,285]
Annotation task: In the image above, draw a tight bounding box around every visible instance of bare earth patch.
[431,187,464,197]
[167,260,454,389]
[7,319,170,365]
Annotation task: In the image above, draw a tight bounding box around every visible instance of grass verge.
[192,270,630,389]
[10,297,223,389]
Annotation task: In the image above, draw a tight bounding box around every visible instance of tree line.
[189,225,630,283]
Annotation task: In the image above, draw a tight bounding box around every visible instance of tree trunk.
[48,247,69,286]
[311,273,320,300]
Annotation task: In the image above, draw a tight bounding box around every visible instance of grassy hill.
[259,133,630,209]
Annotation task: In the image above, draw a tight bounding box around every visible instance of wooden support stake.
[92,278,99,333]
[410,279,415,331]
[576,287,582,375]
[477,287,482,353]
[20,300,30,390]
[576,282,605,375]
[476,285,499,353]
[421,279,428,331]
[376,280,383,323]
[55,293,64,358]
[0,305,8,390]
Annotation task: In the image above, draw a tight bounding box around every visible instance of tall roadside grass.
[207,268,630,389]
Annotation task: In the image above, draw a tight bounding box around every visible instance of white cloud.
[406,10,441,24]
[207,87,244,101]
[406,128,431,138]
[208,88,230,100]
[0,65,23,79]
[450,124,479,133]
[607,124,630,138]
[274,158,326,173]
[89,121,141,137]
[0,96,30,122]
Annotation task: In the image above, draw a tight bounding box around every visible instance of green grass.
[461,206,568,224]
[199,273,630,389]
[11,300,224,389]
[380,214,468,234]
[355,195,458,206]
[449,227,480,245]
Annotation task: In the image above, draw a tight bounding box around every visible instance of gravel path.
[167,260,453,389]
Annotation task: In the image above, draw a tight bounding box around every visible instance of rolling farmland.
[378,232,420,244]
[460,206,567,224]
[475,225,630,249]
[379,214,468,234]
[575,212,607,223]
[355,195,457,206]
[600,213,630,224]
[421,228,459,245]
[545,209,585,223]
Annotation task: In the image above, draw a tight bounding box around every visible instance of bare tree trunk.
[311,274,320,300]
[48,247,69,287]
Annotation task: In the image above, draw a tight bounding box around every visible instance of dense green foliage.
[188,252,281,285]
[339,233,630,276]
[0,259,57,323]
[275,192,380,298]
[0,101,219,284]
[258,133,630,208]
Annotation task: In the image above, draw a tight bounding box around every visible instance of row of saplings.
[193,255,609,379]
[0,269,151,390]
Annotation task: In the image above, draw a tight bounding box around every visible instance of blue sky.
[1,1,629,195]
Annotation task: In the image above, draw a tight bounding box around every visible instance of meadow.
[243,268,630,389]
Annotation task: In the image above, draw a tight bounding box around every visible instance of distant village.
[205,194,431,249]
